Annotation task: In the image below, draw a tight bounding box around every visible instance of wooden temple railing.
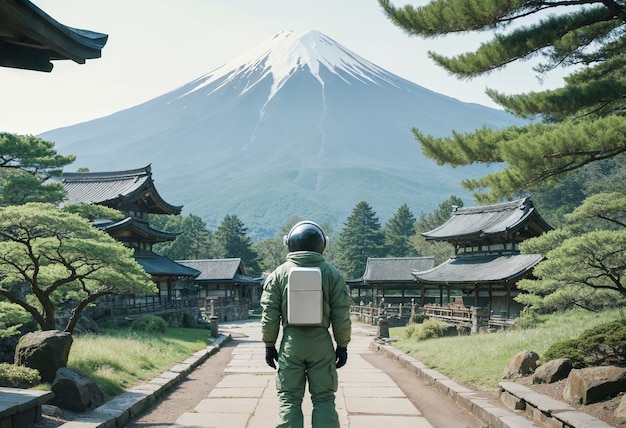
[351,302,517,333]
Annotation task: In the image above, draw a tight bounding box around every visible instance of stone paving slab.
[208,387,266,398]
[344,396,422,415]
[194,397,259,414]
[173,412,251,427]
[349,415,434,428]
[341,385,404,397]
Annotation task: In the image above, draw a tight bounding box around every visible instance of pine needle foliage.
[379,0,626,201]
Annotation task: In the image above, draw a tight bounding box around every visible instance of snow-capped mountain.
[42,30,522,239]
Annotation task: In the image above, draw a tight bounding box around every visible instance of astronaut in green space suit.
[261,220,352,428]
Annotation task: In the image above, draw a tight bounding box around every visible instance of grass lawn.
[66,327,212,400]
[389,307,624,390]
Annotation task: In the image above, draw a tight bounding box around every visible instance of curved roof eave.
[134,251,200,278]
[412,253,544,286]
[61,165,183,215]
[101,217,180,242]
[421,198,551,241]
[0,0,108,71]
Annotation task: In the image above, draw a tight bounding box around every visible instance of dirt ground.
[30,339,624,427]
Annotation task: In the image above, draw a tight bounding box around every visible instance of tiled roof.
[421,197,551,241]
[348,257,435,284]
[61,165,182,215]
[177,259,260,284]
[0,0,107,72]
[98,217,180,243]
[134,251,200,278]
[412,253,543,286]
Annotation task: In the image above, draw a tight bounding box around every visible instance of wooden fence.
[351,302,517,333]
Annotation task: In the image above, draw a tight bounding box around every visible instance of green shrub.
[543,320,626,368]
[515,307,540,329]
[130,315,168,334]
[410,313,426,324]
[407,318,450,341]
[0,363,41,388]
[404,323,418,338]
[543,339,586,367]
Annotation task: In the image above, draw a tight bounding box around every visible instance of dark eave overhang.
[0,0,107,72]
[98,217,180,243]
[412,253,544,287]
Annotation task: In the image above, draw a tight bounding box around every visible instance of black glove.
[265,346,278,369]
[335,346,348,369]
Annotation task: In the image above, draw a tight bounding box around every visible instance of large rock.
[50,367,103,412]
[616,394,626,421]
[502,350,539,379]
[563,365,626,405]
[533,358,573,384]
[14,330,73,383]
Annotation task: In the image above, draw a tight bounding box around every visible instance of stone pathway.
[173,320,435,427]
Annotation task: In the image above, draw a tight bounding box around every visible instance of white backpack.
[287,267,323,326]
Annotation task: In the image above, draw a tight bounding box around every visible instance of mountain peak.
[184,30,396,100]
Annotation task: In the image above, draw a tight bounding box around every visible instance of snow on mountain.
[41,30,523,239]
[183,30,398,102]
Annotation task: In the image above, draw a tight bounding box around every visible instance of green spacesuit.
[261,250,352,428]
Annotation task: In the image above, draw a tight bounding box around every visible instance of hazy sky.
[1,0,566,135]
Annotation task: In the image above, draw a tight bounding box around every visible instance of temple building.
[413,197,552,318]
[60,165,200,308]
[347,257,434,306]
[177,258,262,321]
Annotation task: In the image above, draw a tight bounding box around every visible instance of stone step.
[0,386,54,428]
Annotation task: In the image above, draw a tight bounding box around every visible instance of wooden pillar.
[421,284,425,306]
[373,285,378,307]
[506,284,511,317]
[439,285,443,305]
[474,284,479,307]
[446,285,451,305]
[489,285,493,314]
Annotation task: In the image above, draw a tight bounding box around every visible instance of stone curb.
[498,382,614,428]
[371,340,615,428]
[55,333,232,428]
[369,340,536,428]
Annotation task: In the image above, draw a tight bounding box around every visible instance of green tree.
[379,0,626,202]
[152,214,214,260]
[0,302,32,339]
[383,204,418,257]
[214,214,261,277]
[253,217,301,274]
[0,203,156,332]
[0,133,74,206]
[530,155,626,228]
[518,192,626,311]
[63,203,125,222]
[334,201,386,279]
[411,196,461,265]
